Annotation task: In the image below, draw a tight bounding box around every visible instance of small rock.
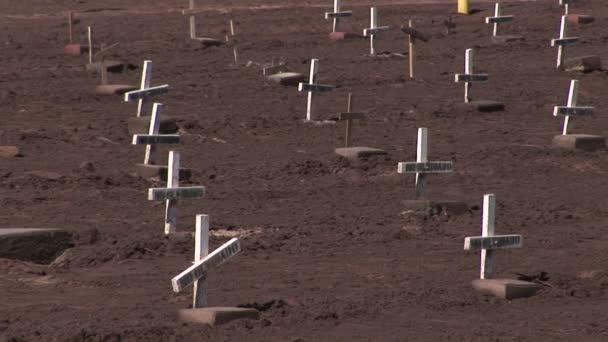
[0,146,21,158]
[79,161,95,172]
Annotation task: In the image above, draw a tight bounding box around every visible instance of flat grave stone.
[402,200,470,217]
[335,147,387,160]
[95,84,138,96]
[64,44,87,55]
[267,72,306,86]
[564,55,602,73]
[566,14,594,25]
[552,134,606,151]
[472,279,541,300]
[328,32,363,41]
[0,228,73,264]
[178,307,259,326]
[86,60,128,73]
[193,37,224,47]
[457,100,505,112]
[491,35,524,43]
[0,146,21,158]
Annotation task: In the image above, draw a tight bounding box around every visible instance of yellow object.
[458,0,469,14]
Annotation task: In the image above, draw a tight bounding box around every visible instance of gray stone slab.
[458,100,505,112]
[0,228,73,264]
[564,55,602,73]
[64,44,87,55]
[328,31,363,41]
[86,60,127,73]
[128,116,178,135]
[491,35,524,43]
[95,84,138,96]
[334,147,387,160]
[402,200,470,216]
[178,307,259,326]
[267,72,306,86]
[472,279,541,300]
[135,164,192,181]
[566,14,594,25]
[193,37,224,47]
[552,134,606,151]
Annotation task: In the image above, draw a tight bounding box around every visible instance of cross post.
[298,59,335,121]
[363,7,389,56]
[464,194,523,279]
[553,79,594,135]
[193,214,209,308]
[397,128,454,199]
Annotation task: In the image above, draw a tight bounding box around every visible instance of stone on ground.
[472,279,541,300]
[491,35,524,44]
[64,44,87,55]
[566,14,594,25]
[402,200,470,216]
[0,228,73,264]
[457,100,505,113]
[0,146,21,158]
[127,116,179,135]
[86,60,128,73]
[135,164,192,181]
[335,147,387,160]
[328,32,364,41]
[564,55,602,73]
[552,134,606,151]
[178,307,260,326]
[95,84,138,95]
[267,72,306,86]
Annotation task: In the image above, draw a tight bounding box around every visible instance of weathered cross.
[551,15,579,68]
[464,194,522,280]
[171,219,241,308]
[363,7,389,56]
[401,20,430,79]
[553,79,594,135]
[298,59,335,121]
[455,49,488,103]
[485,3,514,37]
[325,0,353,33]
[124,61,170,117]
[132,103,180,165]
[337,93,364,147]
[397,128,453,199]
[148,151,205,235]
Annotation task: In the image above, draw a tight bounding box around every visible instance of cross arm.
[171,238,241,292]
[363,26,390,36]
[397,161,454,174]
[485,16,514,24]
[124,85,170,102]
[464,234,522,250]
[455,74,489,83]
[132,134,180,145]
[553,106,594,116]
[551,37,579,47]
[298,83,335,93]
[148,186,206,201]
[325,11,352,19]
[400,27,430,42]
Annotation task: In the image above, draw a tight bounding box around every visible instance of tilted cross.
[363,7,389,56]
[553,80,594,135]
[298,59,335,121]
[455,49,488,103]
[124,61,170,117]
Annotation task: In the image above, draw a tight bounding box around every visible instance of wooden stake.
[563,79,578,135]
[68,11,74,44]
[137,61,153,117]
[165,151,180,235]
[408,20,414,79]
[230,19,235,36]
[87,26,93,65]
[233,47,239,65]
[192,214,209,308]
[345,93,353,147]
[144,103,163,165]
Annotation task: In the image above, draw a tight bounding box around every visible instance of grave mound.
[0,228,73,264]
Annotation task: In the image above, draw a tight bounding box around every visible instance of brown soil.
[1,0,608,341]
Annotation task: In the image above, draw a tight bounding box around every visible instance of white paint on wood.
[138,61,153,117]
[416,128,428,199]
[193,214,209,308]
[87,26,93,65]
[125,85,170,101]
[552,79,594,135]
[363,7,389,55]
[165,150,180,235]
[172,238,241,292]
[485,3,514,36]
[145,103,161,164]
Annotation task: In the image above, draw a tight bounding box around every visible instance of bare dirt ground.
[1,0,608,341]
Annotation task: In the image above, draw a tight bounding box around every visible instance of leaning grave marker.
[171,214,259,325]
[298,59,336,123]
[363,7,389,56]
[484,3,524,43]
[464,194,541,300]
[325,0,362,41]
[182,0,223,47]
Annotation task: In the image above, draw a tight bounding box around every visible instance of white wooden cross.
[553,80,594,135]
[298,59,335,121]
[172,228,242,307]
[551,16,579,68]
[148,151,206,235]
[485,3,514,37]
[325,0,353,33]
[455,49,488,103]
[464,194,523,279]
[397,128,454,199]
[124,61,170,117]
[132,103,180,165]
[363,7,390,56]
